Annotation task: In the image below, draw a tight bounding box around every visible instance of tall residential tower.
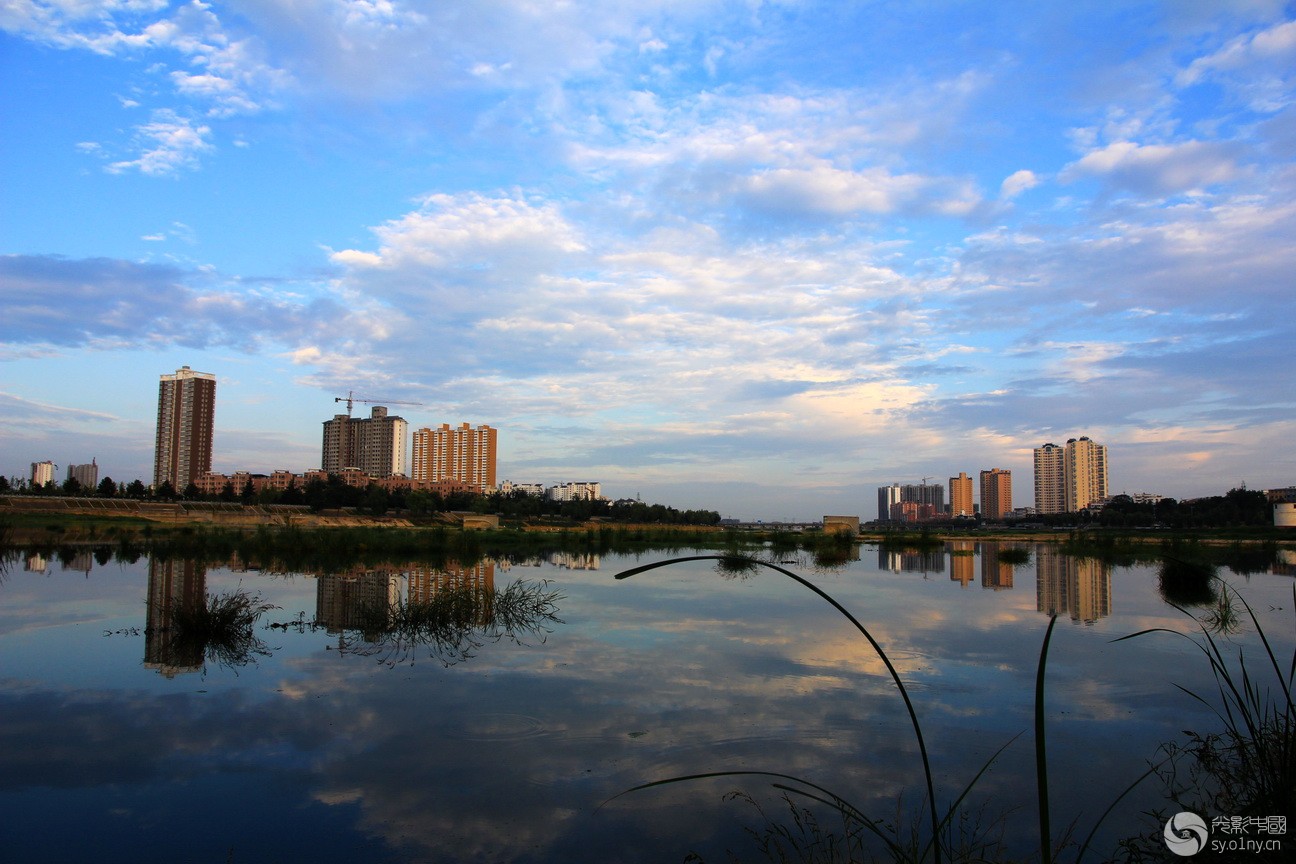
[412,423,497,492]
[321,406,408,477]
[1064,436,1108,512]
[1033,443,1065,514]
[979,468,1013,520]
[154,366,216,491]
[1033,438,1109,513]
[949,472,973,517]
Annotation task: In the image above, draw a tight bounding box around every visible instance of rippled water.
[1,543,1291,863]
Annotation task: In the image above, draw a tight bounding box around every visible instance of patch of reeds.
[610,555,1214,864]
[1157,553,1218,606]
[339,578,564,666]
[996,546,1032,566]
[1114,582,1295,854]
[163,588,277,671]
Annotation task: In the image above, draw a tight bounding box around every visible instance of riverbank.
[4,503,1293,572]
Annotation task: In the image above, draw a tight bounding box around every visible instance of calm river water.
[1,542,1292,863]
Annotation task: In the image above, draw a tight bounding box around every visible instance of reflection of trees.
[1035,545,1111,624]
[318,561,563,667]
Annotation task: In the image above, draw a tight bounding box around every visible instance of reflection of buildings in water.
[1275,549,1296,577]
[1036,546,1112,624]
[977,542,1015,591]
[409,561,495,599]
[948,541,975,587]
[25,554,48,573]
[145,558,207,677]
[878,547,945,575]
[409,561,497,626]
[62,551,94,575]
[316,569,401,634]
[546,552,601,570]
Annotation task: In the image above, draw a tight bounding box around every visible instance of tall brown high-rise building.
[979,468,1013,520]
[949,472,973,517]
[411,423,497,491]
[154,366,216,491]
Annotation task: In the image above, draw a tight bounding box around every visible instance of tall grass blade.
[1036,614,1058,864]
[615,554,944,863]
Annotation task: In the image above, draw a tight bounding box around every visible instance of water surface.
[1,544,1291,862]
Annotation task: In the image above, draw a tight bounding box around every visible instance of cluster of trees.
[482,489,720,525]
[1009,487,1275,529]
[1,474,146,499]
[1089,487,1273,529]
[0,473,721,525]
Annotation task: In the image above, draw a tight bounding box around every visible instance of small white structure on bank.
[1276,502,1296,528]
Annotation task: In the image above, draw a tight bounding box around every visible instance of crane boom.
[334,391,423,417]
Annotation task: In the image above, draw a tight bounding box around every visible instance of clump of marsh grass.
[996,546,1032,566]
[1156,554,1218,606]
[1116,582,1295,851]
[340,578,563,667]
[167,588,277,671]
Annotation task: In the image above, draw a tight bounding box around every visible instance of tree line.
[0,474,721,526]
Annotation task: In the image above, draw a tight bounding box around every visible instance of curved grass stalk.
[615,554,945,863]
[605,769,907,859]
[1112,578,1295,828]
[1036,615,1058,864]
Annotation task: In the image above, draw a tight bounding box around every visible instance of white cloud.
[106,109,212,176]
[999,169,1040,199]
[1061,139,1242,195]
[1178,19,1296,110]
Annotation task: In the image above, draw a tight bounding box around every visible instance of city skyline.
[3,3,1295,521]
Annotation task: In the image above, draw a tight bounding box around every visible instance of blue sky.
[2,0,1294,521]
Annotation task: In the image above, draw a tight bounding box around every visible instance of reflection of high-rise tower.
[949,540,975,586]
[154,366,216,490]
[978,542,1015,590]
[546,552,601,570]
[409,561,497,624]
[145,558,207,676]
[878,547,945,574]
[1035,545,1111,623]
[316,569,402,633]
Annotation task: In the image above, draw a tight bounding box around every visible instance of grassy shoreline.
[3,508,1294,547]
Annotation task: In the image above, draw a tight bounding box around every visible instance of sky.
[2,0,1294,521]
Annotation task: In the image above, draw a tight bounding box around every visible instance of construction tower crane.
[334,391,423,417]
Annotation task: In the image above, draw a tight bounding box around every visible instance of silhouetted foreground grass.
[612,556,1294,864]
